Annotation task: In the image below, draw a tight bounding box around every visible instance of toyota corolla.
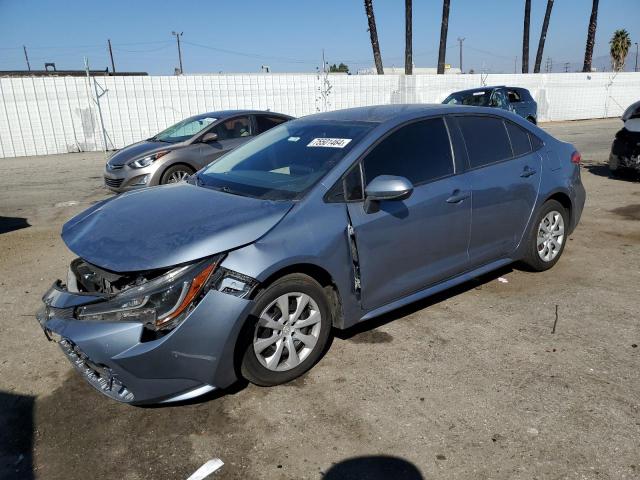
[37,105,585,405]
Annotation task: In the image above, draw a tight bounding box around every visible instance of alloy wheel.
[167,170,190,183]
[253,292,322,372]
[537,210,565,262]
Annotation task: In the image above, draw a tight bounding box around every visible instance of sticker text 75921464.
[307,138,352,148]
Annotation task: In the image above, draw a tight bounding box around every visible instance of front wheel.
[521,200,568,271]
[160,164,194,185]
[240,274,332,386]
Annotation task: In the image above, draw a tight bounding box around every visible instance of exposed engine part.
[70,258,168,295]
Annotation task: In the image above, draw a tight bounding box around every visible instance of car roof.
[449,86,531,96]
[190,110,293,121]
[297,103,518,125]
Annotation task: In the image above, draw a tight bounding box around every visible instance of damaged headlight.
[76,257,220,330]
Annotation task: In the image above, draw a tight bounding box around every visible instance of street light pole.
[172,31,184,75]
[635,42,639,72]
[23,45,31,71]
[457,37,465,73]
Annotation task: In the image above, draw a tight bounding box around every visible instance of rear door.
[455,115,542,267]
[199,115,253,167]
[346,117,472,310]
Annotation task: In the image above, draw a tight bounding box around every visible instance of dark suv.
[443,86,537,124]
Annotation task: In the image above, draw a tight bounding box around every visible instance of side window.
[505,121,532,157]
[530,134,544,151]
[457,116,512,168]
[255,115,288,134]
[213,116,251,140]
[507,90,521,103]
[343,164,364,201]
[362,118,454,186]
[492,90,508,108]
[518,88,534,102]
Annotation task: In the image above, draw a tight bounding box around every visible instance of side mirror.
[365,175,413,201]
[201,132,218,143]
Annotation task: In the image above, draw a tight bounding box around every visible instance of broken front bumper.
[37,283,254,405]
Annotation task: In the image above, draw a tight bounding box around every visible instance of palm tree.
[405,0,412,74]
[437,0,451,74]
[364,0,384,74]
[522,0,531,73]
[534,0,554,73]
[610,29,632,71]
[582,0,599,72]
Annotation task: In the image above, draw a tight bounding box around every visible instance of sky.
[0,0,639,75]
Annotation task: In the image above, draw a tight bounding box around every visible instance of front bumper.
[104,163,159,193]
[37,283,253,405]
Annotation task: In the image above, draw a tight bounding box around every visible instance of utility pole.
[514,56,518,74]
[564,62,570,72]
[457,37,465,73]
[172,31,184,75]
[23,45,31,71]
[107,39,116,74]
[635,42,639,72]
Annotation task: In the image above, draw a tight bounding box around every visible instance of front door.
[346,117,472,311]
[199,115,253,167]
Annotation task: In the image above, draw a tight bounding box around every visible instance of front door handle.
[520,166,537,178]
[446,189,470,204]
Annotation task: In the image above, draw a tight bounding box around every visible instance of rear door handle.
[520,166,537,178]
[446,189,470,204]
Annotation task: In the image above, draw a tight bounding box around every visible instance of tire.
[521,200,568,272]
[240,274,332,386]
[160,164,195,185]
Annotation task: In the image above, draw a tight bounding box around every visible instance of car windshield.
[198,120,375,200]
[152,116,217,143]
[443,91,493,107]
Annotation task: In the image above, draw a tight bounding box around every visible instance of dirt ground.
[0,118,638,480]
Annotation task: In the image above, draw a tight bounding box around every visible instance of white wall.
[0,72,638,158]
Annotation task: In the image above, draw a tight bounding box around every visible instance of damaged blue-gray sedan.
[37,105,585,405]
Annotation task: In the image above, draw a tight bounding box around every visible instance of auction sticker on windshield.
[307,138,352,148]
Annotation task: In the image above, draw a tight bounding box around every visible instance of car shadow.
[583,163,639,182]
[0,391,35,480]
[335,264,514,341]
[323,455,424,479]
[0,216,30,235]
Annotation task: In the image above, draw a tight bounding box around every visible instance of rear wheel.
[521,200,568,271]
[160,164,194,185]
[240,274,332,386]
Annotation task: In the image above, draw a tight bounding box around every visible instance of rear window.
[457,116,512,168]
[256,115,289,134]
[505,121,532,156]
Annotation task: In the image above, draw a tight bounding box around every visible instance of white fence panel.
[0,72,638,158]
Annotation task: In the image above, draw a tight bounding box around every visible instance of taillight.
[571,151,581,164]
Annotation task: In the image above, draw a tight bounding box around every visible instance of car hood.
[62,183,294,272]
[107,140,179,167]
